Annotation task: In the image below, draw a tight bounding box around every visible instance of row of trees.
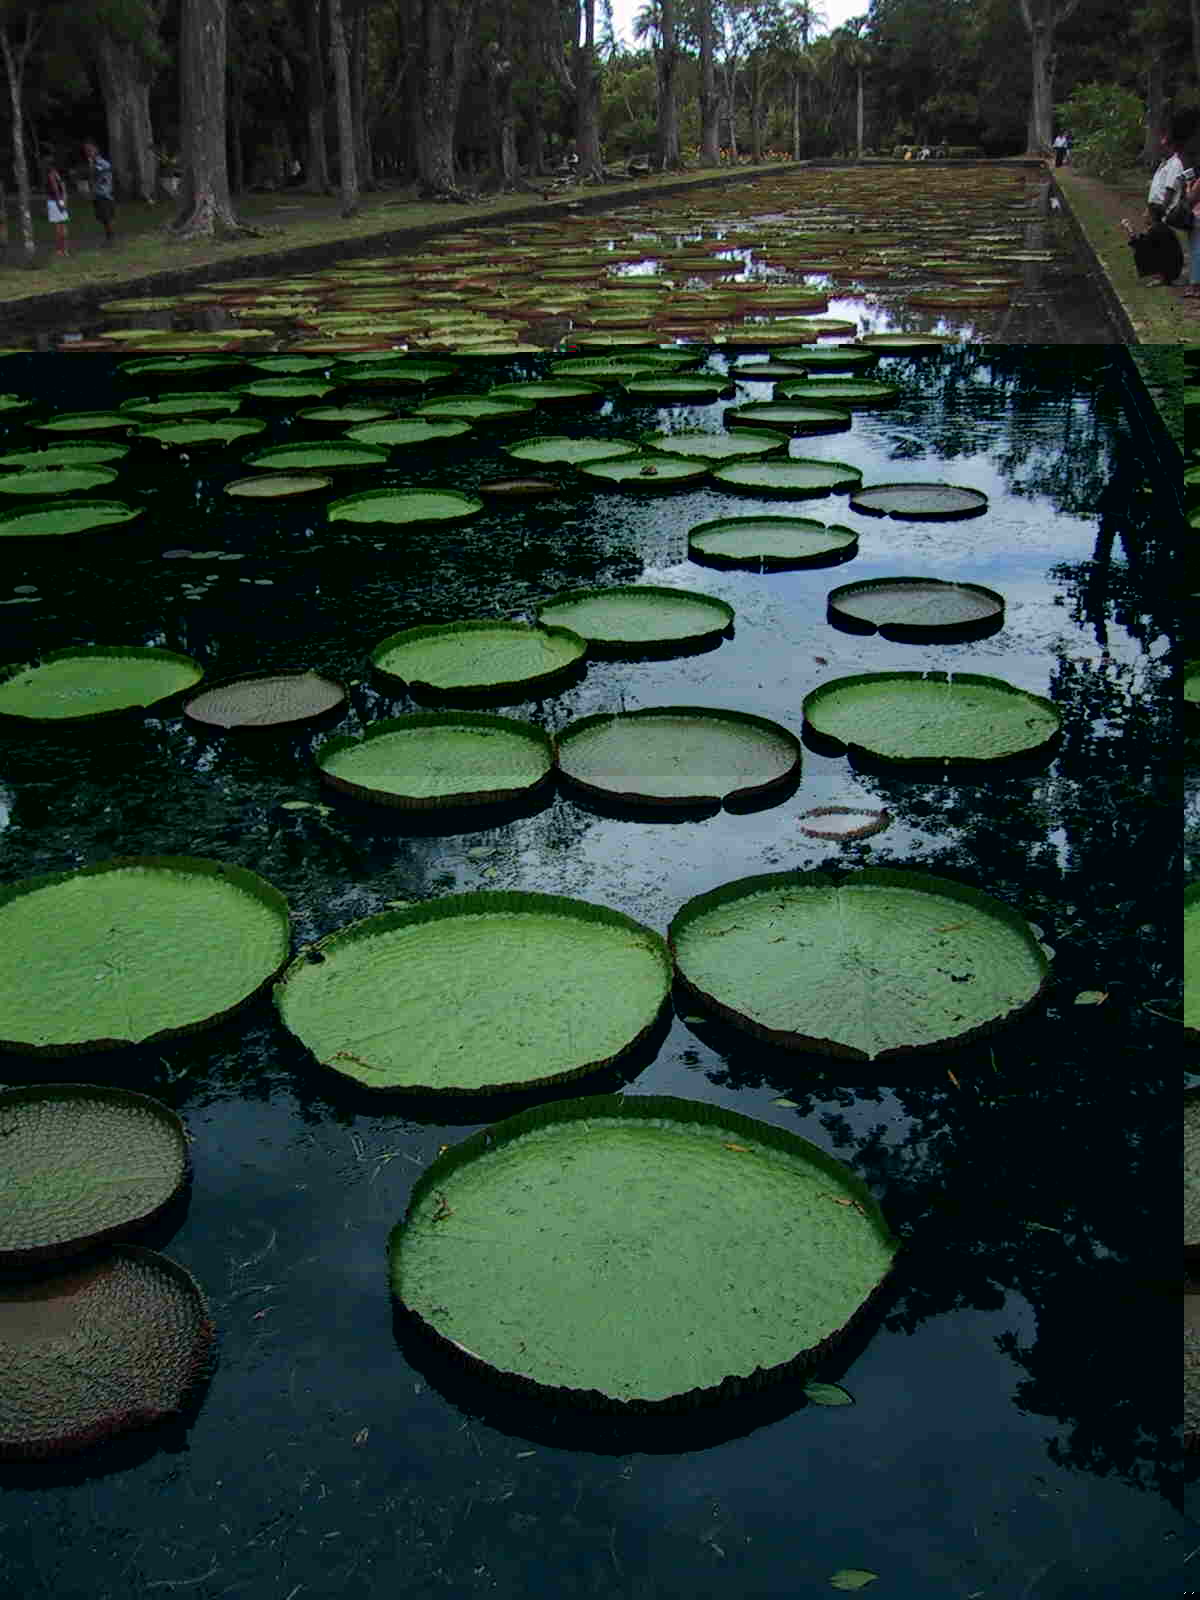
[0,0,1195,252]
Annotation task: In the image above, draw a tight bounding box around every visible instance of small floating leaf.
[804,1382,855,1405]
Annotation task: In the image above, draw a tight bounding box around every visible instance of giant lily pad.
[671,867,1050,1059]
[711,458,862,497]
[774,378,900,408]
[327,487,483,526]
[119,392,242,419]
[224,474,332,499]
[413,394,535,423]
[183,670,346,730]
[0,500,143,539]
[1186,886,1200,1043]
[488,380,605,405]
[643,428,784,462]
[33,412,133,433]
[576,453,709,490]
[136,419,266,447]
[316,712,553,808]
[0,465,118,496]
[244,441,387,471]
[802,672,1060,764]
[506,436,640,467]
[826,578,1005,640]
[371,620,586,699]
[621,374,734,403]
[0,1085,189,1266]
[235,379,334,401]
[0,442,129,470]
[689,514,858,569]
[274,892,672,1093]
[0,1247,214,1460]
[535,586,733,654]
[389,1093,898,1408]
[556,707,801,807]
[724,402,851,434]
[0,647,203,722]
[344,419,472,448]
[849,483,988,520]
[0,857,290,1055]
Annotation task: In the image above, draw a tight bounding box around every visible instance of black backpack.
[1163,169,1195,230]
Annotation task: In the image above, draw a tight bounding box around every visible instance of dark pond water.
[0,346,1183,1598]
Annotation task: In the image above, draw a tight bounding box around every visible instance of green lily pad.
[0,647,203,722]
[0,465,118,496]
[802,671,1061,764]
[137,419,267,447]
[671,867,1050,1059]
[826,578,1005,640]
[0,500,144,539]
[506,436,640,467]
[857,333,958,353]
[234,379,335,400]
[1186,662,1200,706]
[0,857,291,1055]
[488,380,605,405]
[343,419,472,448]
[224,474,332,499]
[244,441,387,471]
[296,406,394,425]
[413,394,535,423]
[0,394,32,413]
[688,514,859,569]
[0,442,129,470]
[576,453,709,490]
[1185,887,1200,1043]
[183,670,346,730]
[725,402,852,434]
[389,1092,897,1406]
[327,487,483,526]
[247,356,331,373]
[556,707,801,807]
[774,378,900,407]
[711,458,863,498]
[0,1246,214,1460]
[549,356,678,385]
[274,892,672,1094]
[621,374,734,403]
[371,620,586,699]
[766,346,878,371]
[32,413,131,433]
[0,1085,189,1266]
[849,482,988,520]
[316,712,554,808]
[644,429,785,462]
[534,586,733,654]
[119,392,242,420]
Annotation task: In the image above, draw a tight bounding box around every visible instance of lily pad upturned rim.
[389,1092,899,1411]
[273,891,673,1095]
[848,482,989,521]
[710,457,863,498]
[0,1083,189,1267]
[0,499,144,539]
[505,435,641,467]
[327,487,485,526]
[669,866,1051,1061]
[1185,884,1200,1044]
[825,577,1005,640]
[534,585,734,655]
[371,619,587,699]
[223,473,333,499]
[555,705,802,808]
[0,646,204,724]
[243,440,388,471]
[0,1245,215,1461]
[797,805,892,841]
[688,513,859,569]
[0,856,292,1056]
[0,464,119,497]
[182,669,348,730]
[801,671,1062,766]
[315,712,555,809]
[575,452,710,490]
[642,427,786,462]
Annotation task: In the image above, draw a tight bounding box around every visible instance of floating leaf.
[829,1570,879,1591]
[803,1382,855,1405]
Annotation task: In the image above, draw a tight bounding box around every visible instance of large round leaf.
[849,483,988,520]
[183,670,346,730]
[371,620,586,698]
[802,671,1060,764]
[0,1247,213,1460]
[670,867,1050,1059]
[1185,885,1200,1043]
[0,442,129,470]
[327,487,483,526]
[0,857,290,1055]
[507,435,640,467]
[136,419,267,447]
[0,646,203,722]
[119,392,242,420]
[556,707,801,807]
[774,377,900,408]
[711,458,862,497]
[244,441,387,471]
[689,514,858,568]
[0,1085,189,1266]
[643,428,784,462]
[316,712,553,808]
[413,394,534,423]
[274,893,672,1093]
[0,500,143,539]
[389,1093,898,1408]
[534,585,733,653]
[344,419,472,448]
[826,578,1005,640]
[0,465,118,496]
[724,402,851,435]
[576,453,709,490]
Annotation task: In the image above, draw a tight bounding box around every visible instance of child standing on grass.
[45,160,69,257]
[83,139,115,245]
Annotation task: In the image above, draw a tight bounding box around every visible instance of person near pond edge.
[1120,113,1196,286]
[1052,132,1068,167]
[83,140,115,245]
[45,159,69,258]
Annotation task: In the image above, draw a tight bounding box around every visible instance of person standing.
[83,139,115,245]
[1052,131,1067,167]
[45,159,69,257]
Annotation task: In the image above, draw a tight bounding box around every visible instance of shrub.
[1059,82,1144,182]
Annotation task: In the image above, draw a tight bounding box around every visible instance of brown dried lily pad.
[184,670,346,730]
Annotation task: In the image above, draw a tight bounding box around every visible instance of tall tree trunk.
[748,60,763,162]
[0,16,39,259]
[486,0,518,187]
[698,0,719,165]
[171,0,253,237]
[791,73,800,160]
[856,65,864,157]
[654,0,680,170]
[575,0,601,177]
[130,78,158,201]
[1017,0,1083,153]
[95,34,134,202]
[350,3,373,189]
[329,0,359,214]
[304,0,332,192]
[410,0,481,194]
